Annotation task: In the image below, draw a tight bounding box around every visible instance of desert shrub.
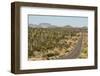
[28,27,82,60]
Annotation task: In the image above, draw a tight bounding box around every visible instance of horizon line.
[28,23,88,28]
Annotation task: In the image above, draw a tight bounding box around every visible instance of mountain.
[29,24,38,28]
[39,23,56,28]
[29,23,57,28]
[28,23,78,28]
[63,25,73,28]
[81,26,88,29]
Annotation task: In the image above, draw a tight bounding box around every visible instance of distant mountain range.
[29,23,87,28]
[29,23,57,28]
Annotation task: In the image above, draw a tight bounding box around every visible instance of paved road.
[59,33,83,59]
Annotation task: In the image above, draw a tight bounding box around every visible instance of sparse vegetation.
[79,32,88,58]
[28,26,88,61]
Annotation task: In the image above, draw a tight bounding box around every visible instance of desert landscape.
[28,23,88,60]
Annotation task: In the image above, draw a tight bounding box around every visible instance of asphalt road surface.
[59,33,83,59]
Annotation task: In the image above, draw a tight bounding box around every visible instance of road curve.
[59,33,83,59]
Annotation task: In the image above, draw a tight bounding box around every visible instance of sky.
[28,15,88,27]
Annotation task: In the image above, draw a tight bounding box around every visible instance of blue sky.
[28,15,88,27]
